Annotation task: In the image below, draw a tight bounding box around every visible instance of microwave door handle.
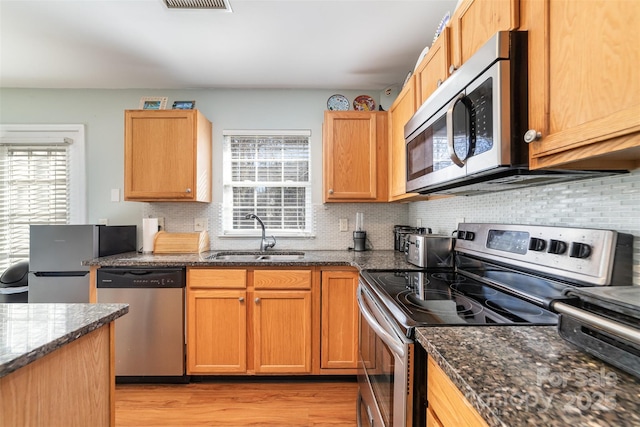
[356,284,406,358]
[446,92,467,167]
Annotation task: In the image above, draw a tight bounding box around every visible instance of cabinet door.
[427,357,488,427]
[320,270,359,370]
[523,0,640,169]
[415,27,451,106]
[253,290,312,373]
[187,289,247,373]
[389,77,418,201]
[323,111,388,202]
[124,109,212,202]
[449,0,519,71]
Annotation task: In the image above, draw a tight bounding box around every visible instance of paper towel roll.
[142,218,159,253]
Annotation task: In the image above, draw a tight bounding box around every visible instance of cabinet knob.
[328,189,334,195]
[449,64,457,75]
[524,129,542,144]
[239,297,244,302]
[436,79,443,87]
[255,297,261,303]
[186,188,192,193]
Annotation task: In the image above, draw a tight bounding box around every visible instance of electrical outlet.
[110,188,120,202]
[416,218,422,227]
[339,218,348,232]
[194,217,208,232]
[98,218,109,225]
[157,217,165,231]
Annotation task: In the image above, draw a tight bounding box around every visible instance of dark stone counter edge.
[1,304,129,378]
[417,331,506,427]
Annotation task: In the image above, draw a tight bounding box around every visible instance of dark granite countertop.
[83,249,417,270]
[0,303,129,377]
[416,326,640,427]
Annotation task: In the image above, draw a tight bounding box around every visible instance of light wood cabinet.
[323,111,388,202]
[427,356,489,427]
[187,269,247,374]
[124,109,212,202]
[415,27,451,106]
[388,76,419,201]
[449,0,520,72]
[320,269,359,371]
[522,0,640,170]
[253,290,312,373]
[186,268,312,375]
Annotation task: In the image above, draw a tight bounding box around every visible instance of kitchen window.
[0,125,86,270]
[221,130,313,237]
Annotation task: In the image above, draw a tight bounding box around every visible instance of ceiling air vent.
[163,0,232,10]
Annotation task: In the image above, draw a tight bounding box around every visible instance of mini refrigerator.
[28,224,136,303]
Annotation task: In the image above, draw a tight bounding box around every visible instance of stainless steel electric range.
[356,223,633,427]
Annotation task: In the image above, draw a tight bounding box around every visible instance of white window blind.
[221,131,313,237]
[0,125,85,272]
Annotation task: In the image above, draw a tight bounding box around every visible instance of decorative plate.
[433,11,451,45]
[327,94,350,111]
[353,95,376,111]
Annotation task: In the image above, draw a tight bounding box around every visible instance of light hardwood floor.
[115,378,358,427]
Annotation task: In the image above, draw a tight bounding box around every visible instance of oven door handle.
[357,284,407,358]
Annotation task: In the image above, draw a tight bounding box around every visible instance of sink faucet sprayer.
[245,214,276,251]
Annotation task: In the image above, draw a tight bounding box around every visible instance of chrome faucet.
[245,213,276,251]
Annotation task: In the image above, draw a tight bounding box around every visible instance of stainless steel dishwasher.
[97,267,186,380]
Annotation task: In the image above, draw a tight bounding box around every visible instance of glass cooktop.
[360,269,559,329]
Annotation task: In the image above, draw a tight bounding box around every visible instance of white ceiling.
[0,0,458,90]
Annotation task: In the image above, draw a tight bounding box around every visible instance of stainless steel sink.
[208,251,305,261]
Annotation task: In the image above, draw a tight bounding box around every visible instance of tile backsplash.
[143,202,409,252]
[409,169,640,286]
[143,169,639,285]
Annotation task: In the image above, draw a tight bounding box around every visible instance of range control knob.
[528,237,546,252]
[570,242,592,259]
[464,231,475,241]
[548,239,568,255]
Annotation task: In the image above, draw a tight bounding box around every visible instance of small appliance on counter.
[353,212,366,251]
[405,234,454,268]
[393,225,433,252]
[553,286,640,379]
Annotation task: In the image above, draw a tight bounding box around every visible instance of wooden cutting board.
[153,231,209,254]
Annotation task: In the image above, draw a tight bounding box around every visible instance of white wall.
[0,88,408,251]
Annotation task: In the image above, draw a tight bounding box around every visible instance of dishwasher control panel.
[97,268,185,288]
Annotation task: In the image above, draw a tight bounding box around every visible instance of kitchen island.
[0,303,129,426]
[416,326,640,427]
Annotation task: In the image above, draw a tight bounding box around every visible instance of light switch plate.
[339,218,348,232]
[110,188,120,202]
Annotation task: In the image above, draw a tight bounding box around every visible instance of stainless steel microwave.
[404,31,615,195]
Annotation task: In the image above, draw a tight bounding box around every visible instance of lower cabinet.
[320,268,359,372]
[186,267,312,375]
[427,356,488,427]
[253,290,312,373]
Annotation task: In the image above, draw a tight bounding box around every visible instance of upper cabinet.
[414,27,451,106]
[449,0,520,72]
[124,109,212,202]
[522,0,640,170]
[323,111,388,202]
[388,77,417,201]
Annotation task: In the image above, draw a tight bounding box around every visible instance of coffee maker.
[353,212,366,251]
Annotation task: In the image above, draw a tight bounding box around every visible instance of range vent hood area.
[421,168,624,196]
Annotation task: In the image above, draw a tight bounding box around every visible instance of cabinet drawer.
[427,357,488,427]
[188,268,247,289]
[254,270,312,289]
